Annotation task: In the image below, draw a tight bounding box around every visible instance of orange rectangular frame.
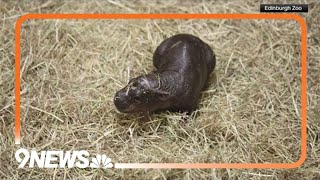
[15,14,307,169]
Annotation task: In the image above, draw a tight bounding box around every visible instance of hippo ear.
[151,89,171,100]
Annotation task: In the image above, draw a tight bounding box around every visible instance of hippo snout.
[114,90,130,112]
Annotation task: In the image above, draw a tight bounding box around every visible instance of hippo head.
[114,74,171,113]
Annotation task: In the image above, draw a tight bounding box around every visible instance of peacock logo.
[90,154,113,168]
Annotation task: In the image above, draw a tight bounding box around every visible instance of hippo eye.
[131,81,139,87]
[132,95,142,103]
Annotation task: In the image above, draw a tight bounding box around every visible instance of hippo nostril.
[114,96,122,104]
[114,95,129,112]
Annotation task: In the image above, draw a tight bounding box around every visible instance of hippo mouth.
[119,103,151,113]
[120,104,136,113]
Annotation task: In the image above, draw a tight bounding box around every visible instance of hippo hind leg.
[152,37,173,70]
[204,43,216,76]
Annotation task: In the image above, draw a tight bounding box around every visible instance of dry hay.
[1,0,319,179]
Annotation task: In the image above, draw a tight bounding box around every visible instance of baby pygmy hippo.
[114,34,216,113]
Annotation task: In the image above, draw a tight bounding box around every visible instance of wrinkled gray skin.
[114,34,216,113]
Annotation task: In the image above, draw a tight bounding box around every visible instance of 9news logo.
[15,148,113,169]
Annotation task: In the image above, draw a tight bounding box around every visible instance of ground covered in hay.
[1,0,319,179]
